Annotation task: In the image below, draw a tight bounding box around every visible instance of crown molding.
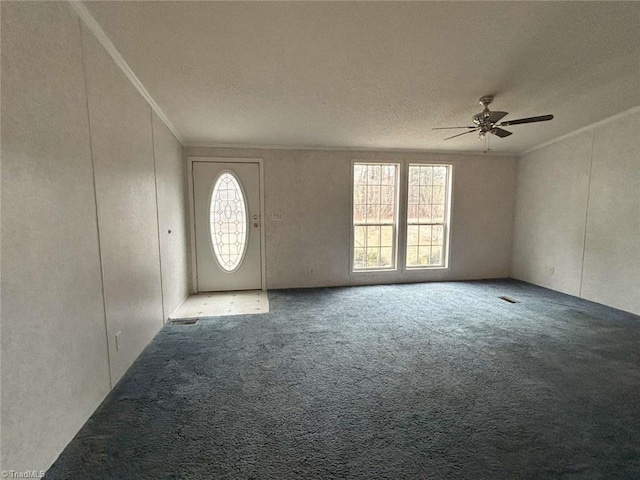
[68,1,184,145]
[184,142,518,157]
[521,105,640,156]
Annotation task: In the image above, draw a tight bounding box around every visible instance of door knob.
[253,222,259,228]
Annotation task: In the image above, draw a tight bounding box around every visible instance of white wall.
[81,25,165,384]
[1,2,111,470]
[512,110,640,315]
[511,133,592,296]
[1,2,189,471]
[152,114,191,319]
[581,113,640,314]
[186,147,517,289]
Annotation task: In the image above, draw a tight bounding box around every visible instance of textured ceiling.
[86,1,640,153]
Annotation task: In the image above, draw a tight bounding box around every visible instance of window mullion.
[397,159,409,272]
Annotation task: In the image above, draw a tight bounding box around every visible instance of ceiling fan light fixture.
[433,95,554,150]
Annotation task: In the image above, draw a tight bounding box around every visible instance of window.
[209,172,248,272]
[406,164,450,268]
[352,163,399,270]
[352,162,451,272]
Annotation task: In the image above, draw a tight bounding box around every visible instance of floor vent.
[169,318,199,326]
[498,296,517,304]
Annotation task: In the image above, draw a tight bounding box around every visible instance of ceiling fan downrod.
[474,95,494,125]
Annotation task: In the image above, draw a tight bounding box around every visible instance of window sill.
[405,266,449,271]
[351,268,398,274]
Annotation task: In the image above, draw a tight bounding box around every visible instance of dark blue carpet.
[46,280,640,479]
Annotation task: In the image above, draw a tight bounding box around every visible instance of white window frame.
[350,161,400,272]
[350,160,453,274]
[405,163,453,270]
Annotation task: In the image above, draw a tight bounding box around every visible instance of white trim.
[350,160,401,274]
[187,157,267,292]
[186,143,517,157]
[349,160,453,275]
[397,159,409,273]
[405,162,453,271]
[445,163,454,271]
[521,105,640,156]
[186,158,198,293]
[68,1,184,145]
[258,160,268,291]
[189,157,267,165]
[182,149,195,294]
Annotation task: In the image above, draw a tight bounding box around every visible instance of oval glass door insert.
[209,172,248,272]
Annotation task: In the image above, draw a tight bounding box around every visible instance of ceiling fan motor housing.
[473,96,495,126]
[473,112,489,126]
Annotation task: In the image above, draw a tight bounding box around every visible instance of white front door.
[193,161,262,292]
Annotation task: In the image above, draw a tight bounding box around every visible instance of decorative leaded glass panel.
[209,172,247,271]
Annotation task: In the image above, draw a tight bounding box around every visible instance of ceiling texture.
[86,1,640,153]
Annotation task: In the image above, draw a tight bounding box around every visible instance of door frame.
[187,157,267,292]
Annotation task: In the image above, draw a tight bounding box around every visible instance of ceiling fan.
[434,95,554,151]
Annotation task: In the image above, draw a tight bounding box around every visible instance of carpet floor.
[46,280,640,479]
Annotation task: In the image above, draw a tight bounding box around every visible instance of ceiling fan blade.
[487,111,508,123]
[499,114,554,126]
[443,128,479,140]
[492,127,513,138]
[432,126,476,130]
